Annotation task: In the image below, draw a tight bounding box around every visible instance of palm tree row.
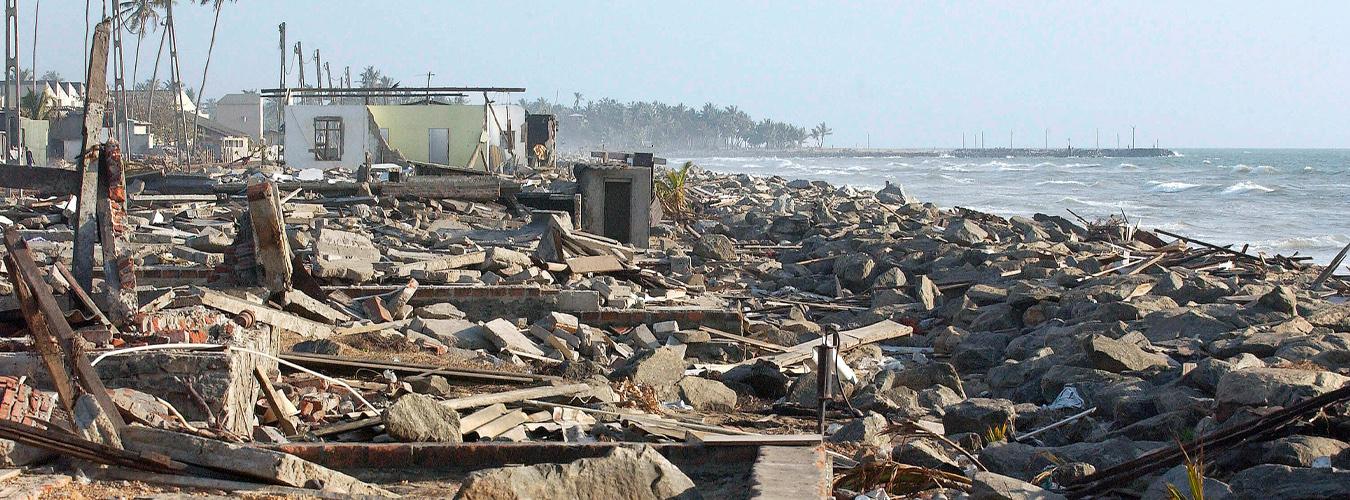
[519,96,819,152]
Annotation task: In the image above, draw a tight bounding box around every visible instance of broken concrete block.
[384,393,462,443]
[455,445,698,500]
[312,228,381,263]
[313,257,376,281]
[416,302,467,320]
[482,318,547,356]
[556,290,601,312]
[611,345,687,394]
[482,246,533,273]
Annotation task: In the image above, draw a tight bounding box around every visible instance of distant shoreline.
[601,147,1177,159]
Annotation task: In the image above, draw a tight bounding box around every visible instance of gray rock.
[454,445,700,500]
[1257,285,1298,315]
[693,234,736,261]
[383,393,462,442]
[1306,303,1350,332]
[1082,335,1170,373]
[676,377,737,411]
[943,398,1016,436]
[1260,435,1350,468]
[834,252,876,290]
[1141,464,1233,500]
[722,360,789,399]
[410,375,453,397]
[1227,464,1350,500]
[916,274,941,311]
[1215,367,1349,408]
[415,302,466,320]
[946,219,990,246]
[893,439,961,474]
[969,470,1066,500]
[892,362,966,398]
[873,267,908,289]
[876,182,914,204]
[827,412,891,448]
[611,345,687,394]
[292,339,343,356]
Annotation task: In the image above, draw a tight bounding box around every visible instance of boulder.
[611,345,687,394]
[892,439,961,474]
[1215,367,1349,408]
[892,362,966,398]
[915,275,940,311]
[693,234,736,261]
[875,182,914,204]
[1082,335,1170,373]
[721,360,789,399]
[1260,435,1350,468]
[946,219,990,246]
[454,445,699,500]
[834,253,875,290]
[1141,464,1233,500]
[1257,285,1298,315]
[383,393,462,443]
[1227,464,1350,500]
[1306,303,1350,332]
[827,412,890,448]
[676,377,737,411]
[943,398,1016,436]
[969,470,1066,500]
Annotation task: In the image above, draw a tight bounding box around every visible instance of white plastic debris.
[1046,386,1084,409]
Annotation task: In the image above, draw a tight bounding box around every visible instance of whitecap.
[1253,165,1278,173]
[1251,234,1349,251]
[1061,163,1103,168]
[1118,162,1139,168]
[1221,181,1275,194]
[1037,180,1093,187]
[1149,181,1202,193]
[939,174,974,184]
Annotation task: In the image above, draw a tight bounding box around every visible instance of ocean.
[678,149,1350,265]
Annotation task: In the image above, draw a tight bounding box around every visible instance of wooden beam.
[247,181,292,292]
[0,164,79,193]
[71,19,111,291]
[253,368,299,436]
[193,287,334,338]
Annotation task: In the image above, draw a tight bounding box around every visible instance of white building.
[214,93,264,142]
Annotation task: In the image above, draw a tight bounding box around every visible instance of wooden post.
[247,180,292,292]
[97,143,138,326]
[72,20,111,291]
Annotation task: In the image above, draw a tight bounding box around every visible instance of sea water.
[679,149,1350,264]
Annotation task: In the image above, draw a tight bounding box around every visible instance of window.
[313,116,343,161]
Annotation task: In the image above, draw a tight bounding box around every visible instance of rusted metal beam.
[72,19,111,291]
[3,228,127,433]
[97,143,138,326]
[0,164,80,194]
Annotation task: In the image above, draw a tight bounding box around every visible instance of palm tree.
[812,122,832,148]
[118,0,164,97]
[572,92,583,110]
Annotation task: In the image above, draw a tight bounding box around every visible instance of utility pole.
[1009,129,1013,149]
[110,2,130,148]
[166,0,191,166]
[4,0,18,156]
[961,133,965,149]
[1095,128,1099,149]
[425,71,434,101]
[312,49,321,90]
[1131,126,1136,149]
[1044,128,1048,149]
[293,42,304,88]
[1116,133,1120,149]
[344,66,351,88]
[324,62,332,89]
[277,23,286,89]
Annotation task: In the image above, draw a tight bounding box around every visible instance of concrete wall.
[282,104,376,170]
[368,104,526,169]
[215,93,264,141]
[19,118,47,165]
[575,165,652,248]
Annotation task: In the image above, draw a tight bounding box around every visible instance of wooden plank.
[71,20,112,291]
[565,255,625,274]
[0,164,79,194]
[699,326,789,353]
[688,433,822,446]
[472,410,528,439]
[247,181,293,292]
[278,352,552,384]
[194,288,334,338]
[253,368,299,436]
[754,319,911,367]
[458,403,509,435]
[315,383,592,435]
[3,229,127,433]
[120,426,392,496]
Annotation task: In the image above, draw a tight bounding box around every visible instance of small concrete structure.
[574,162,652,248]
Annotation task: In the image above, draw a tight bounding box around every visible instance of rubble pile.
[0,156,1347,499]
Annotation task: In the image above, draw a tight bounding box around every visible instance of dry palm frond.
[833,460,971,496]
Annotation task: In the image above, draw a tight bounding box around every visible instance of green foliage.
[1166,445,1205,500]
[518,97,810,151]
[655,161,694,220]
[984,422,1011,444]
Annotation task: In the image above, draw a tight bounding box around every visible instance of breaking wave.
[1221,181,1275,194]
[1149,181,1203,192]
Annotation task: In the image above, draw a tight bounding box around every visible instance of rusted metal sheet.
[71,19,111,291]
[97,143,138,327]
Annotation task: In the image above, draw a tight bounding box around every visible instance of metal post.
[813,334,837,436]
[4,0,19,155]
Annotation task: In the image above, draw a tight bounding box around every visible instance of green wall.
[367,105,484,167]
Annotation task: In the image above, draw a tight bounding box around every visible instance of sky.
[22,1,1350,148]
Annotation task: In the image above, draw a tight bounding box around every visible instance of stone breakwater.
[681,166,1349,497]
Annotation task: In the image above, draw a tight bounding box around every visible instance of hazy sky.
[24,1,1350,148]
